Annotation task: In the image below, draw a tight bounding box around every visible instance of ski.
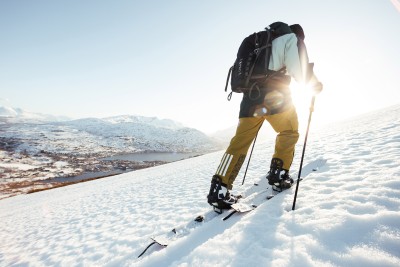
[222,190,277,221]
[137,158,327,258]
[222,203,257,221]
[220,157,327,222]
[137,207,223,258]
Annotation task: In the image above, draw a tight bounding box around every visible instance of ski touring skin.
[138,158,327,258]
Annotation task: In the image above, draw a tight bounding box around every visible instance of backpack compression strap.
[225,66,233,100]
[225,66,233,93]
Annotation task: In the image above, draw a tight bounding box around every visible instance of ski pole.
[292,96,315,210]
[241,127,261,185]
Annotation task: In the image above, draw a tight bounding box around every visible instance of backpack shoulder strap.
[244,31,271,87]
[263,30,272,72]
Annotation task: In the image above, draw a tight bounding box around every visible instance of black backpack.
[225,23,291,100]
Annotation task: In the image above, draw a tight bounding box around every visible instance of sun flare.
[290,82,314,108]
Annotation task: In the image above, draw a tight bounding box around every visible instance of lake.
[41,152,202,186]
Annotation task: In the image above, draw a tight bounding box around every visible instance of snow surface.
[0,104,399,267]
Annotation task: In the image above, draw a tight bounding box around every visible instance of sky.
[1,0,400,133]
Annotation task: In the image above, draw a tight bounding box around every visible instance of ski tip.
[138,241,157,258]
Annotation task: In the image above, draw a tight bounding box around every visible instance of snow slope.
[0,104,399,267]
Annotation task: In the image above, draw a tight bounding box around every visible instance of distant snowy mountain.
[209,125,236,144]
[56,116,220,154]
[0,105,70,122]
[0,108,222,155]
[0,106,18,117]
[103,115,185,130]
[210,123,276,146]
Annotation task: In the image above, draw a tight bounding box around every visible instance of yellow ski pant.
[215,107,299,189]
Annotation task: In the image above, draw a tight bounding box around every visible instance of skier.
[207,22,323,210]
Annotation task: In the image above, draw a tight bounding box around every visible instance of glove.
[310,81,323,95]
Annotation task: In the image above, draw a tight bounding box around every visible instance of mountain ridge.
[0,105,222,155]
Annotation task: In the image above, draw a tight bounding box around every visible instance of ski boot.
[207,175,238,213]
[266,158,294,191]
[279,170,294,190]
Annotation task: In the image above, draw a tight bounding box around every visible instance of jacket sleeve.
[284,34,318,84]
